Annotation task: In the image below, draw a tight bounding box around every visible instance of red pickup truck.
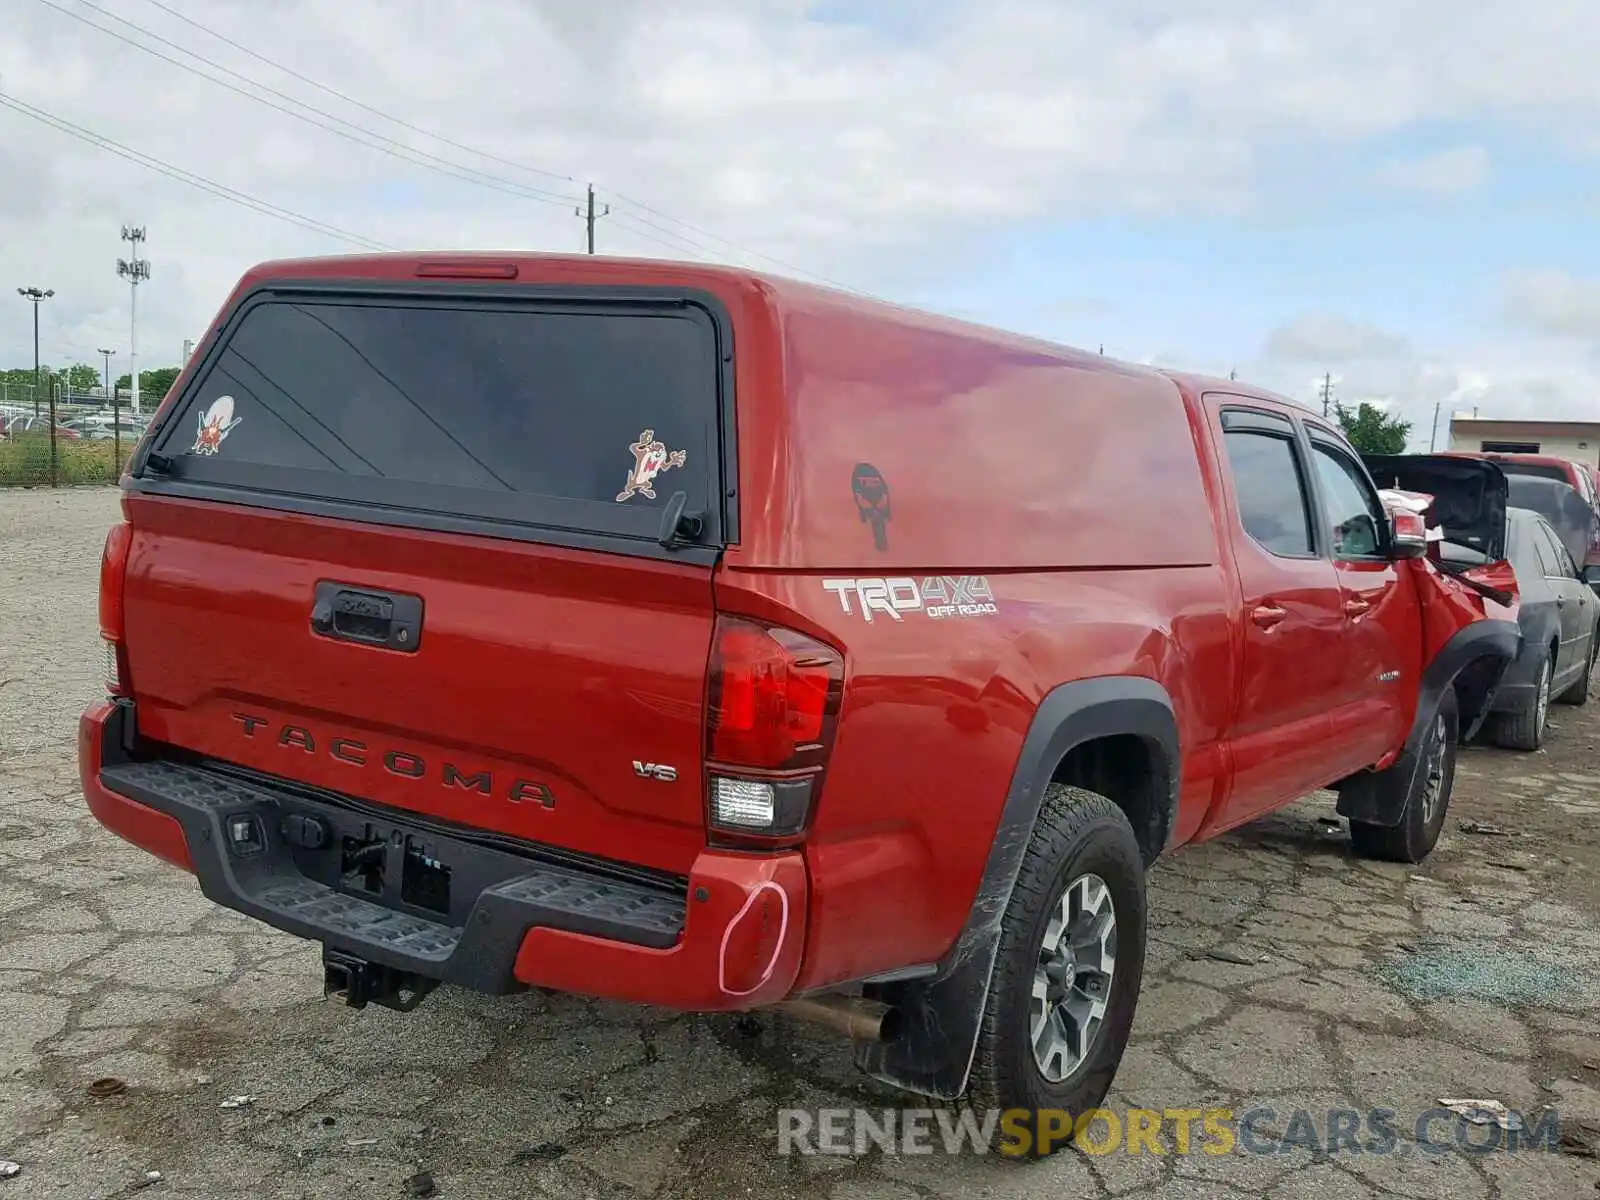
[79,253,1518,1152]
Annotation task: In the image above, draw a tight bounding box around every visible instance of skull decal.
[851,462,891,552]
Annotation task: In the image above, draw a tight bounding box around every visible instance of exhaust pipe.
[772,995,901,1042]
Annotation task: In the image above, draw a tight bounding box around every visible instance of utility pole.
[1320,372,1334,418]
[118,225,151,417]
[575,184,608,254]
[1429,399,1442,452]
[17,287,53,418]
[1229,368,1237,380]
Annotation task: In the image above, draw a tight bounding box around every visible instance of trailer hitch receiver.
[322,947,437,1013]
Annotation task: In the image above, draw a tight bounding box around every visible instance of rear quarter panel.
[718,295,1236,989]
[720,568,1233,990]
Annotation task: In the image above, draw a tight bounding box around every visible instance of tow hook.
[322,947,437,1013]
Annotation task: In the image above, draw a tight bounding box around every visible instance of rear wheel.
[1493,655,1551,751]
[967,785,1145,1158]
[1349,688,1458,863]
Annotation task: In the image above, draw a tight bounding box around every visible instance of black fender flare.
[1336,618,1518,827]
[852,676,1179,1100]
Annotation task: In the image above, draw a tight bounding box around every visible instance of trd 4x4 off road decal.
[616,428,687,502]
[191,395,241,456]
[822,576,998,623]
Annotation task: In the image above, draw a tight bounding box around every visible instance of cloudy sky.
[3,0,1599,447]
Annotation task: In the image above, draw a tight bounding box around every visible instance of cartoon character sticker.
[191,395,242,456]
[616,429,687,502]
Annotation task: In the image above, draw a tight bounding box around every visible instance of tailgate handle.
[310,582,424,653]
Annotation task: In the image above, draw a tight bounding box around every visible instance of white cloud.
[1505,269,1600,342]
[1156,313,1600,451]
[1376,145,1491,195]
[0,0,1597,417]
[1263,313,1412,364]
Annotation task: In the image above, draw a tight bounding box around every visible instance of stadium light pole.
[118,226,151,417]
[17,286,54,418]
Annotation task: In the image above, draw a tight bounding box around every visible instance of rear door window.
[1538,523,1579,579]
[150,292,727,548]
[1529,521,1562,577]
[1222,427,1315,557]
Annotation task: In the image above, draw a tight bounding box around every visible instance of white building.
[1447,417,1600,467]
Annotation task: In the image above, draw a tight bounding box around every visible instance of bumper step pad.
[99,759,686,993]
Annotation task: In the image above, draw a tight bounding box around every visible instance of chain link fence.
[1,400,145,487]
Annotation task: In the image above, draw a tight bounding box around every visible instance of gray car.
[1474,507,1599,749]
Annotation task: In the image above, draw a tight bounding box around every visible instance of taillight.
[705,616,844,846]
[99,521,132,695]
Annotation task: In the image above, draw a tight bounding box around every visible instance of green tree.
[1,365,55,404]
[65,363,101,391]
[2,365,54,388]
[1334,401,1411,456]
[113,365,182,401]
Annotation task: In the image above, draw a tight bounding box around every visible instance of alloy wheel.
[1031,873,1118,1083]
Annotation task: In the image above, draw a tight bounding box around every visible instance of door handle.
[310,581,425,652]
[1251,604,1288,630]
[1344,598,1371,618]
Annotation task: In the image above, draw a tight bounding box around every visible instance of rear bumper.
[78,700,806,1010]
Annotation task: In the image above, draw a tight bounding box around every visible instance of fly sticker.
[191,395,241,456]
[616,429,687,502]
[822,576,998,623]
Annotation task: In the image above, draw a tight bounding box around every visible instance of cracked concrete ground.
[3,486,1600,1199]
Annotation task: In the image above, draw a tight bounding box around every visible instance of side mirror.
[1390,510,1429,559]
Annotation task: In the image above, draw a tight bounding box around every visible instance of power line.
[130,0,871,293]
[604,189,864,293]
[0,91,393,251]
[136,0,577,189]
[31,0,581,210]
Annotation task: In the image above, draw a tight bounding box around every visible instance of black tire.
[1349,687,1458,863]
[1492,654,1551,751]
[967,785,1145,1159]
[1556,633,1596,706]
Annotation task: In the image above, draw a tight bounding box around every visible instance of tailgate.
[120,283,733,877]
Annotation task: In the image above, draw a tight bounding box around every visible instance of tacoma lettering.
[227,714,553,808]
